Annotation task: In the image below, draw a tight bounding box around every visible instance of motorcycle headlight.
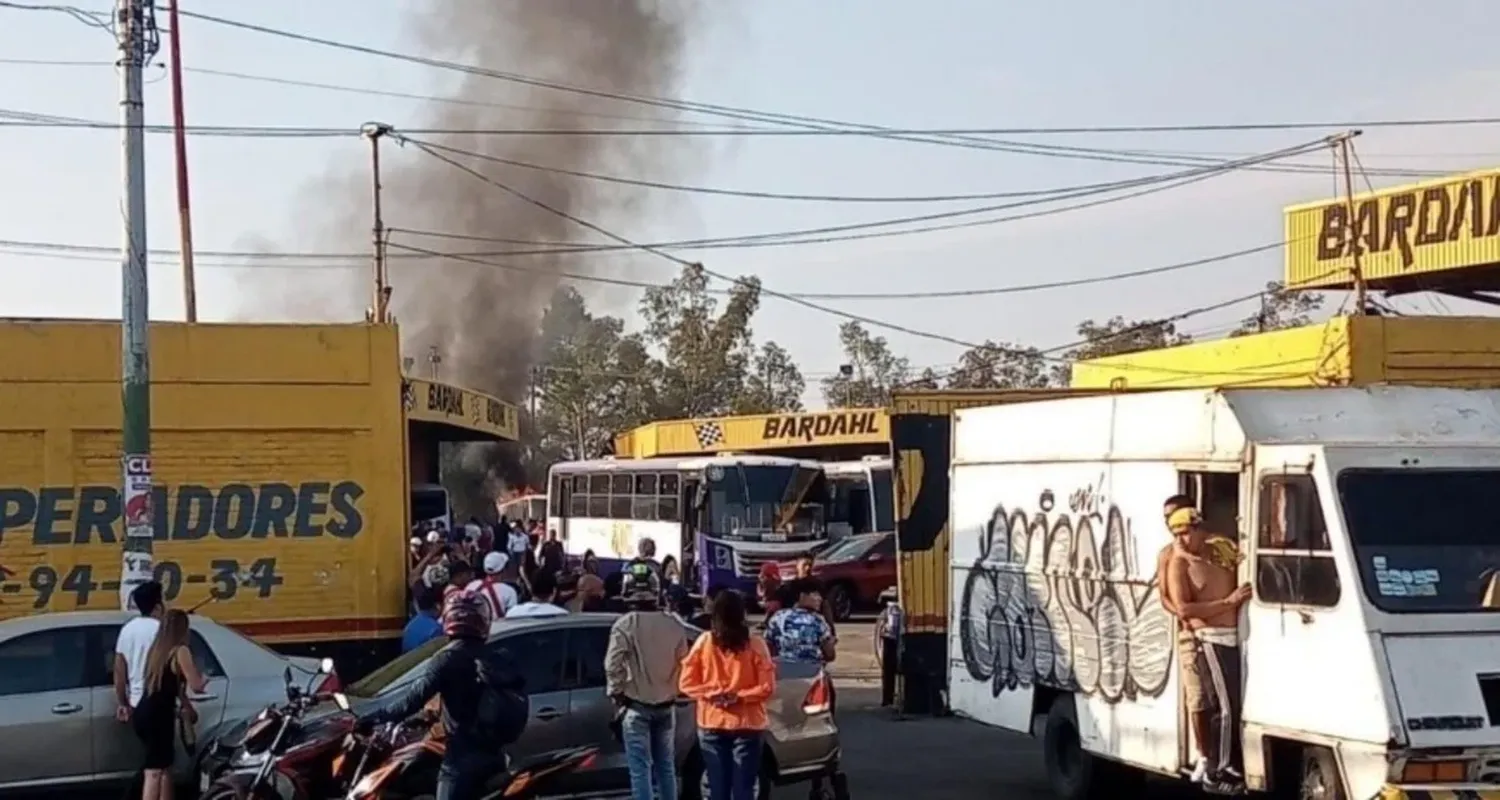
[230,751,268,769]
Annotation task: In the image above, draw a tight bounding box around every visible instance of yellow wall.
[1069,316,1500,391]
[0,321,409,643]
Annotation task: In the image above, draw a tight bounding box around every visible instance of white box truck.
[948,386,1500,800]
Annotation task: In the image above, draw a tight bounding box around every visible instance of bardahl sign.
[403,378,518,441]
[1286,167,1500,290]
[761,410,883,442]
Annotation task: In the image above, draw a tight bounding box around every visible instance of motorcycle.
[339,711,598,800]
[200,657,354,800]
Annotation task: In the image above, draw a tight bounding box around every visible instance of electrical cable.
[394,135,1334,253]
[401,127,1339,378]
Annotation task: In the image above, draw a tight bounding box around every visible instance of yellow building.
[0,320,516,669]
[1069,315,1500,391]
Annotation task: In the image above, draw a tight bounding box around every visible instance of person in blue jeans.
[606,564,691,800]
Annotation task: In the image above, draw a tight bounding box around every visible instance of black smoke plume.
[247,0,714,517]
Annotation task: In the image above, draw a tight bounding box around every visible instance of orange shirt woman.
[678,590,775,800]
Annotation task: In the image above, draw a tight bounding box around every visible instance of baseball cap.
[483,551,508,575]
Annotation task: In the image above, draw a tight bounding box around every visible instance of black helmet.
[442,591,492,639]
[621,561,661,607]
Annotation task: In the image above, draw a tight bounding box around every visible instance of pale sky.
[4,0,1500,408]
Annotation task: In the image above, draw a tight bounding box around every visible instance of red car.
[779,533,896,621]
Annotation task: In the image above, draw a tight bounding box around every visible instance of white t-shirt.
[507,531,531,556]
[507,601,567,618]
[116,616,160,707]
[465,578,519,619]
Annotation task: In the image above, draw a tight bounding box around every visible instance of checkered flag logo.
[693,421,726,449]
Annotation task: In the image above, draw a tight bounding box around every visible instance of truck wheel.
[1299,746,1345,800]
[1042,696,1094,800]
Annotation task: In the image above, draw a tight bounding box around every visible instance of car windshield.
[1338,467,1500,613]
[817,534,883,564]
[705,463,825,539]
[346,637,446,697]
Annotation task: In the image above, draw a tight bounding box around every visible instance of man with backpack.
[363,593,529,800]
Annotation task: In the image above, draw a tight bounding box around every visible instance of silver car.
[0,610,326,796]
[342,612,840,800]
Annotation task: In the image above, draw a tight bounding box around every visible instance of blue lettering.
[33,487,73,546]
[211,484,255,540]
[292,482,329,538]
[327,481,363,538]
[0,482,367,546]
[172,485,214,542]
[252,483,297,538]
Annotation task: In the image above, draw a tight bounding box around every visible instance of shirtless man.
[1166,507,1251,793]
[1156,495,1209,778]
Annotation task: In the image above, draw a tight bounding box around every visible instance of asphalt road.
[780,617,1204,800]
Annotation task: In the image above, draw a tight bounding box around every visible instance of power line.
[399,129,1333,377]
[163,7,1500,151]
[392,136,1334,253]
[0,234,1297,301]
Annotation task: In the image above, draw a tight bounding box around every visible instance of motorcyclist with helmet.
[605,563,691,800]
[363,592,526,800]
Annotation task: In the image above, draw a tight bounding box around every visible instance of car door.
[0,626,96,790]
[561,623,627,795]
[493,627,573,759]
[90,624,230,780]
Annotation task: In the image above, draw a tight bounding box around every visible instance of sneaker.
[1189,757,1209,783]
[1202,777,1245,796]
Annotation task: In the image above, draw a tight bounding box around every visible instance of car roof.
[0,610,223,637]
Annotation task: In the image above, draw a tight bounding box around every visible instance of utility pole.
[117,0,159,610]
[166,0,197,322]
[362,122,393,323]
[1336,130,1368,315]
[529,366,540,418]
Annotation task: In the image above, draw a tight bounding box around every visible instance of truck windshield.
[1338,468,1500,613]
[706,463,825,539]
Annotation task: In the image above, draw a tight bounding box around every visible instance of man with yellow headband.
[1166,504,1251,794]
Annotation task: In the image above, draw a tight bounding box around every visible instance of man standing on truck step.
[1166,507,1252,794]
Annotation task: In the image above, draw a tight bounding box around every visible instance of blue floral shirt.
[765,607,832,663]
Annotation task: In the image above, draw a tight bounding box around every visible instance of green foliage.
[819,322,913,407]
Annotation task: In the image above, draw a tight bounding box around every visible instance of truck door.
[1240,447,1351,778]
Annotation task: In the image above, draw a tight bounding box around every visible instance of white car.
[0,610,330,796]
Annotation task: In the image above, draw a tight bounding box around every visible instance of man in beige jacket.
[606,564,691,800]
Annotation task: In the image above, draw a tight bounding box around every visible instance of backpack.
[473,649,529,745]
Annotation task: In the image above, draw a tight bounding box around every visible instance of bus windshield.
[1338,467,1500,613]
[705,463,825,540]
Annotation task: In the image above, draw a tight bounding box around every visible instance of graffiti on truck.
[956,478,1173,704]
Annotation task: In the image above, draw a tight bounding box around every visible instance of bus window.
[588,474,610,495]
[659,474,680,497]
[412,488,449,528]
[610,474,633,496]
[549,475,564,516]
[634,474,658,496]
[571,475,587,494]
[569,493,587,517]
[610,493,632,520]
[632,495,658,521]
[587,495,609,518]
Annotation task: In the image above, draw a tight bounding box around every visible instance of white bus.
[823,456,895,543]
[546,454,829,595]
[495,493,547,525]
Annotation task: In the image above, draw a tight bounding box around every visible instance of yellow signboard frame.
[402,378,519,441]
[1285,166,1500,292]
[615,408,889,459]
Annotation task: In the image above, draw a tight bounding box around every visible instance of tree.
[946,340,1056,389]
[639,263,763,419]
[1053,316,1195,385]
[1230,281,1325,336]
[908,367,943,390]
[734,341,806,414]
[820,321,913,407]
[532,286,656,461]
